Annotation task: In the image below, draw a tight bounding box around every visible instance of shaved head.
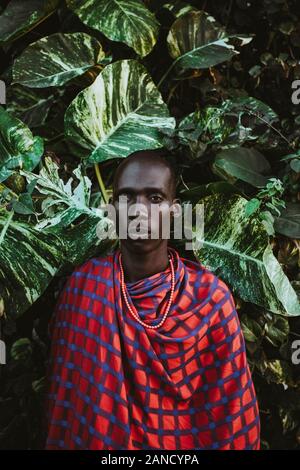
[112,149,177,199]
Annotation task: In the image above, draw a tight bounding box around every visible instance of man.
[44,149,260,450]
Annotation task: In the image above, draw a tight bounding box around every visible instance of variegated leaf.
[0,209,63,318]
[61,217,117,270]
[66,0,159,57]
[0,0,60,44]
[0,208,114,318]
[0,106,43,183]
[0,157,115,317]
[162,2,197,19]
[193,193,300,316]
[12,33,106,88]
[167,10,252,69]
[64,59,176,164]
[19,156,111,232]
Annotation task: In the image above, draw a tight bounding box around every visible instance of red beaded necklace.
[119,250,175,329]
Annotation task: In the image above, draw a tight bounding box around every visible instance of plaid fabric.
[44,246,260,450]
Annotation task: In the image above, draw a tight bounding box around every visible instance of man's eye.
[150,195,163,203]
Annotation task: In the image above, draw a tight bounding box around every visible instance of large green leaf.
[0,107,43,183]
[167,10,252,70]
[19,156,111,232]
[171,97,278,159]
[0,0,60,44]
[179,181,240,204]
[60,217,117,270]
[64,59,176,164]
[66,0,159,57]
[212,147,271,188]
[0,157,115,318]
[193,193,300,316]
[0,210,63,319]
[6,85,64,128]
[12,33,106,88]
[0,209,113,318]
[220,97,278,127]
[274,202,300,238]
[19,156,115,264]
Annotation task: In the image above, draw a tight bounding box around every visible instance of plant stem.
[94,163,109,204]
[157,61,176,89]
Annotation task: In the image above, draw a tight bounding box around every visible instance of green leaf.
[0,157,114,318]
[60,216,117,270]
[241,316,264,343]
[260,210,275,236]
[32,376,47,394]
[12,193,34,215]
[220,96,278,128]
[290,158,300,173]
[0,107,44,183]
[0,210,63,318]
[193,193,300,316]
[258,359,294,386]
[279,408,299,435]
[0,0,60,44]
[264,316,289,347]
[162,2,197,19]
[245,198,261,217]
[280,149,300,162]
[177,107,233,157]
[64,59,176,164]
[213,147,271,187]
[175,97,278,155]
[274,202,300,238]
[10,338,32,362]
[167,10,253,70]
[19,156,115,267]
[19,156,109,232]
[179,181,239,203]
[12,33,106,88]
[26,179,38,195]
[66,0,160,57]
[6,85,64,128]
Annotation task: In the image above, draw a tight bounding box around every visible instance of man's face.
[111,158,178,253]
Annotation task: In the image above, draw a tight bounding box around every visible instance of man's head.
[110,149,181,254]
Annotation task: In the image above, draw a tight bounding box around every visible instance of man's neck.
[120,243,169,283]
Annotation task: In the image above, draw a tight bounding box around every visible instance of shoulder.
[65,249,115,289]
[49,250,115,336]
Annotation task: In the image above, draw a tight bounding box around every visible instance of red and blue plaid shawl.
[44,246,260,450]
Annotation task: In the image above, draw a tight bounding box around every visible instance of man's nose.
[128,198,149,219]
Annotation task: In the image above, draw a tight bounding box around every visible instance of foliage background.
[0,0,300,449]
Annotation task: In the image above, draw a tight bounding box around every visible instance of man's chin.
[127,236,154,244]
[121,237,163,253]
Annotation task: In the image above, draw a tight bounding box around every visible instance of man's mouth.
[127,225,152,239]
